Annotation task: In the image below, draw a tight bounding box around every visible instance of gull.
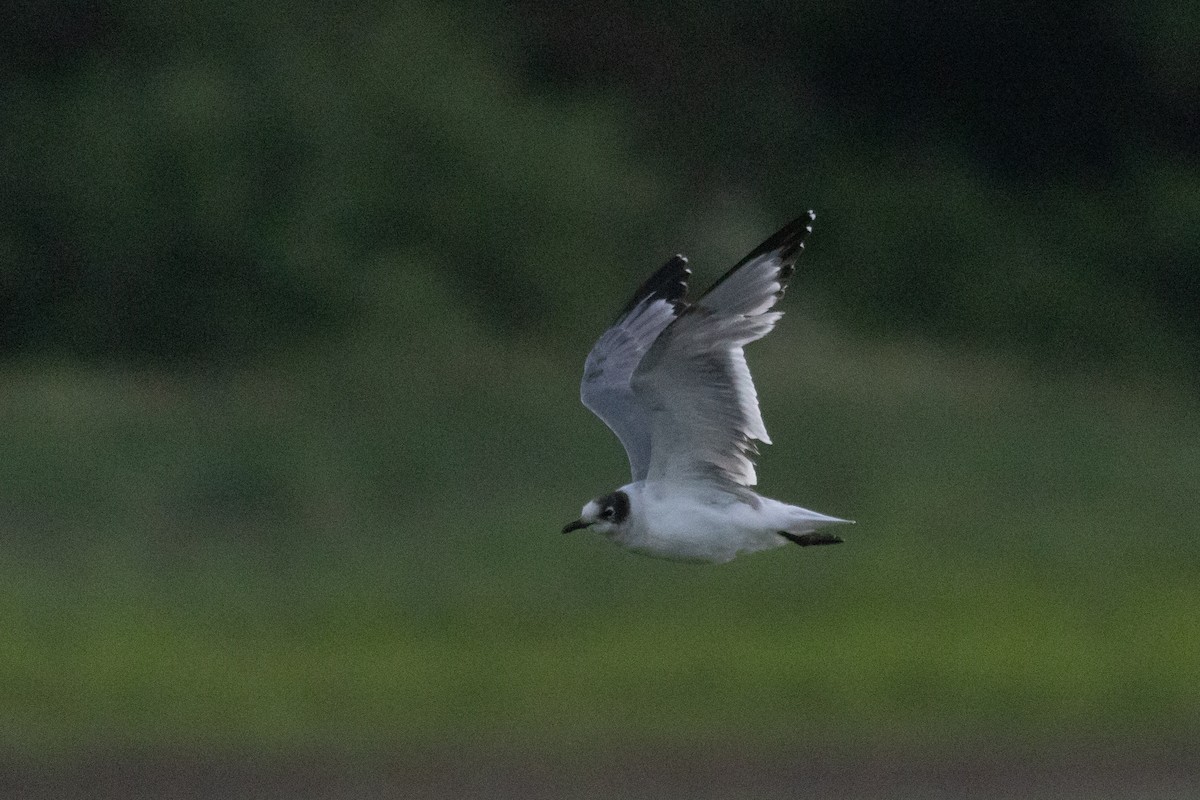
[562,212,852,563]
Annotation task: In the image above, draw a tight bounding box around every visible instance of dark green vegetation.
[1,0,1198,776]
[3,1,1198,367]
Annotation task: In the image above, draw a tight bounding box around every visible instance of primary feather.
[581,255,690,481]
[582,212,814,488]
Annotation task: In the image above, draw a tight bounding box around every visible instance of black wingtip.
[618,253,691,317]
[699,211,817,301]
[742,211,817,267]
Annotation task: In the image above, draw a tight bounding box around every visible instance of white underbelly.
[617,492,786,563]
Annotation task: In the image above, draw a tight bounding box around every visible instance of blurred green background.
[2,1,1199,797]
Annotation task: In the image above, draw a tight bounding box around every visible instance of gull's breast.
[620,485,777,563]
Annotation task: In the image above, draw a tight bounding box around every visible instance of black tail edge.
[779,531,844,547]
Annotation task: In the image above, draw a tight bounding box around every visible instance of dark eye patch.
[594,490,631,524]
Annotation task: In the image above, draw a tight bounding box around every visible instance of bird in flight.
[563,212,851,563]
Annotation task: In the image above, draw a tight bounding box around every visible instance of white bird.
[563,212,852,563]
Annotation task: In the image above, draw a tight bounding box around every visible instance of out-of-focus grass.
[1,303,1198,757]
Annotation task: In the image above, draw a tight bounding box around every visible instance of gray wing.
[632,212,815,487]
[581,255,691,481]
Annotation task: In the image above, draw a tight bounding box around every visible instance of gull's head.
[562,490,631,536]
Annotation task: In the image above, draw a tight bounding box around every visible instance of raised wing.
[632,212,815,487]
[581,255,691,481]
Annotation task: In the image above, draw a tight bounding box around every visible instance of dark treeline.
[2,1,1196,367]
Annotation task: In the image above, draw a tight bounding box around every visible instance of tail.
[779,530,844,547]
[779,505,853,547]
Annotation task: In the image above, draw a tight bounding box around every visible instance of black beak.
[562,519,590,534]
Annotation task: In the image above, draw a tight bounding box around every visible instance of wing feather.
[580,255,691,480]
[632,212,815,487]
